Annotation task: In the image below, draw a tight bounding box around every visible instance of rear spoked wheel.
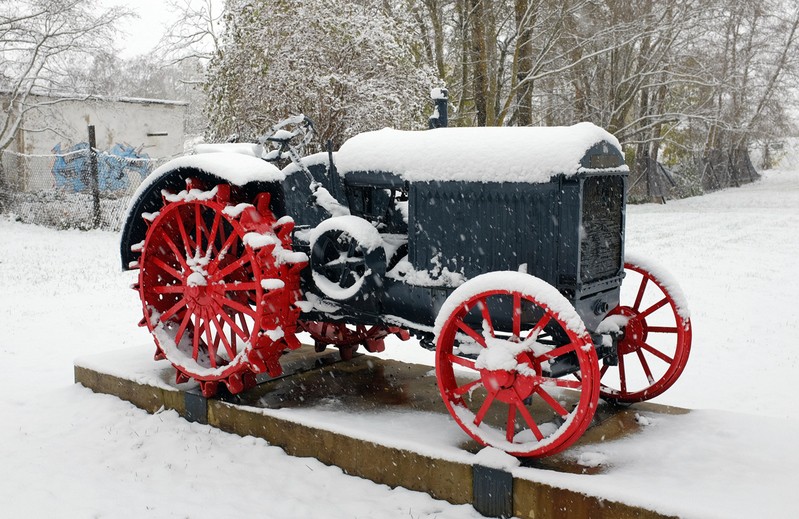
[137,182,306,396]
[435,272,599,458]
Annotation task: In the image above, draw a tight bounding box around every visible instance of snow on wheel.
[136,180,307,397]
[309,215,384,300]
[434,272,600,458]
[598,255,692,403]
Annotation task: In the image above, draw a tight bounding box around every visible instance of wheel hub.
[183,276,222,307]
[615,307,647,355]
[479,352,539,403]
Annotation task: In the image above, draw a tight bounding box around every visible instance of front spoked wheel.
[435,272,599,458]
[599,256,692,402]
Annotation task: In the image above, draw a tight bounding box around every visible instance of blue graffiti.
[52,142,151,193]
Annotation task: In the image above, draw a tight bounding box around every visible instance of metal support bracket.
[184,389,208,424]
[473,464,513,518]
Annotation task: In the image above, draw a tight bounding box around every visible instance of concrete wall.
[1,93,187,194]
[10,93,187,158]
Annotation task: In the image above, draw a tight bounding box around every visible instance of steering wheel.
[258,114,316,170]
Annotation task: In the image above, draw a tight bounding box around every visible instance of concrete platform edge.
[74,364,676,519]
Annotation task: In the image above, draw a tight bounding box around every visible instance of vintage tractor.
[120,109,691,458]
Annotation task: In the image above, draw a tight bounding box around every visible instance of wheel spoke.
[618,351,628,394]
[633,275,648,311]
[175,209,195,255]
[448,353,477,371]
[648,326,678,334]
[209,232,238,273]
[525,314,550,341]
[534,386,569,417]
[636,348,655,384]
[512,292,522,338]
[453,378,482,397]
[322,262,345,282]
[160,232,191,271]
[339,261,353,287]
[204,318,217,368]
[192,313,201,360]
[552,378,583,390]
[195,204,203,255]
[174,306,193,346]
[217,281,260,292]
[478,299,495,337]
[638,297,669,320]
[151,284,185,294]
[212,327,222,356]
[214,295,257,319]
[473,390,497,426]
[151,257,183,280]
[456,320,487,348]
[639,341,674,364]
[206,211,222,257]
[213,314,236,359]
[536,342,576,362]
[506,404,517,442]
[600,364,610,379]
[213,301,248,340]
[514,398,544,441]
[215,255,250,280]
[238,312,251,338]
[160,297,188,322]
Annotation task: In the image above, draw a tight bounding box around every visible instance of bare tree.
[156,0,225,69]
[0,0,131,152]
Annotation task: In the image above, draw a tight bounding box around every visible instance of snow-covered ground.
[1,169,798,518]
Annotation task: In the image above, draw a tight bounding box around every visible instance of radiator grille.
[580,176,624,283]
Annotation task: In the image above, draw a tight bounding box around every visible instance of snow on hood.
[335,122,624,183]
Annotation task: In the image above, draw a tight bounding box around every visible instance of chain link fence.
[0,148,170,231]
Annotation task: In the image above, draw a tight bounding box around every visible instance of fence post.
[0,155,7,214]
[88,125,100,228]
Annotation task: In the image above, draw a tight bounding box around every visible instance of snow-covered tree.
[204,0,438,147]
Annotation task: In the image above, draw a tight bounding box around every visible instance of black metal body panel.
[409,180,561,285]
[281,162,342,228]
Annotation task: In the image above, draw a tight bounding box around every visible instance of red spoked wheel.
[435,272,600,458]
[299,321,410,360]
[135,180,307,397]
[599,258,692,403]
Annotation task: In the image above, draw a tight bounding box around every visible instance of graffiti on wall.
[52,142,151,193]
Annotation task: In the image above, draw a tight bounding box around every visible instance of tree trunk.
[469,0,490,126]
[514,0,534,126]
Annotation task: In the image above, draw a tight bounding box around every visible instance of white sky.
[107,0,180,59]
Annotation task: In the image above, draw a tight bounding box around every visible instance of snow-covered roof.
[336,123,625,183]
[0,87,189,106]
